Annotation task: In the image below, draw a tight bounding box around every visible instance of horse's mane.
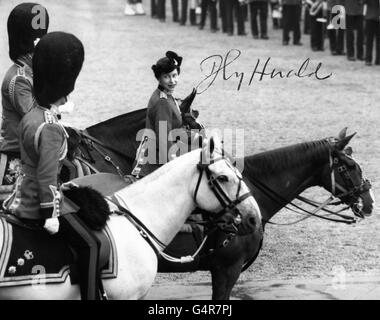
[86,108,147,138]
[243,139,331,180]
[85,108,147,161]
[136,147,201,184]
[86,108,147,133]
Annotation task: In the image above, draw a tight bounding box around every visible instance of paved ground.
[147,271,380,300]
[0,0,379,300]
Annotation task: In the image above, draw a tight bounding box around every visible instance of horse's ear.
[179,88,197,114]
[335,132,357,150]
[203,134,223,161]
[209,137,215,155]
[338,127,348,140]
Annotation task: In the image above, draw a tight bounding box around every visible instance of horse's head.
[193,135,262,235]
[321,128,374,218]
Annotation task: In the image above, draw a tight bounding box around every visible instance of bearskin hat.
[7,2,49,62]
[33,32,84,108]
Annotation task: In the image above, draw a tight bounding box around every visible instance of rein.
[78,130,130,178]
[251,152,356,225]
[253,148,371,226]
[111,200,237,263]
[251,177,356,225]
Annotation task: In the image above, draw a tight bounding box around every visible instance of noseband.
[193,151,252,232]
[329,152,372,217]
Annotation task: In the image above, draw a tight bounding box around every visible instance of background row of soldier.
[142,0,379,66]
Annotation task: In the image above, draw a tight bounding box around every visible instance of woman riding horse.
[0,3,49,191]
[3,32,102,300]
[135,50,199,177]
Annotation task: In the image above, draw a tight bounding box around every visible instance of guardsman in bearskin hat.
[0,3,49,193]
[3,32,102,300]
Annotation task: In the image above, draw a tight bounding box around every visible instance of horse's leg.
[210,259,244,300]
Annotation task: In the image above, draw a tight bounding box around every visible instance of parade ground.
[0,0,379,300]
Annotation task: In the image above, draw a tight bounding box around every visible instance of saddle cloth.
[0,216,118,288]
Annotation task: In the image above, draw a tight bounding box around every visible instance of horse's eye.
[216,175,229,182]
[344,158,356,168]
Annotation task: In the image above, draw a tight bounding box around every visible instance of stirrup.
[99,278,108,300]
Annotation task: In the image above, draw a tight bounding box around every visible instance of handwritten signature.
[196,49,333,93]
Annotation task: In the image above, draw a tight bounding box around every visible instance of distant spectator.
[157,0,166,21]
[199,0,218,32]
[179,0,198,25]
[309,0,324,51]
[151,0,157,18]
[345,0,364,61]
[364,0,380,65]
[225,0,246,36]
[250,0,270,39]
[172,0,179,22]
[281,0,303,45]
[220,0,228,32]
[303,0,311,34]
[327,0,345,55]
[270,0,282,29]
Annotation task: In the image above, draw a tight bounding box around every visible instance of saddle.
[69,173,207,272]
[0,212,117,288]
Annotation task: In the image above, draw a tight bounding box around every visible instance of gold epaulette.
[159,91,168,99]
[43,110,58,124]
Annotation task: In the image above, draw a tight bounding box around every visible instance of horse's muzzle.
[351,197,373,218]
[240,215,261,235]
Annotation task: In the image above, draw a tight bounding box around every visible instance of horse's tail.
[63,186,110,230]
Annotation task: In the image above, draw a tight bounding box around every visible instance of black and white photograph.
[0,0,378,307]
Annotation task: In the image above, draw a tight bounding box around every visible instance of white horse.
[0,136,262,299]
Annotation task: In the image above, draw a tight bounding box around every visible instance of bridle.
[253,141,372,226]
[328,149,372,218]
[193,149,253,233]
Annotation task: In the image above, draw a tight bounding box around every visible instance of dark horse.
[65,112,374,300]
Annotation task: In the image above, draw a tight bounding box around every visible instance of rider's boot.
[59,213,101,300]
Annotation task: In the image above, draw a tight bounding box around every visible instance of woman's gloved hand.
[179,88,197,114]
[44,217,60,234]
[60,181,79,191]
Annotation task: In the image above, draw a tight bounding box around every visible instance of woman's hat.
[152,51,183,79]
[7,2,49,62]
[33,32,84,108]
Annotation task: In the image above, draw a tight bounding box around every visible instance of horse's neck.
[86,110,146,158]
[114,151,199,245]
[244,143,329,222]
[260,163,324,221]
[88,125,128,156]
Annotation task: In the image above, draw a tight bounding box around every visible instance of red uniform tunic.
[5,105,77,220]
[140,86,183,176]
